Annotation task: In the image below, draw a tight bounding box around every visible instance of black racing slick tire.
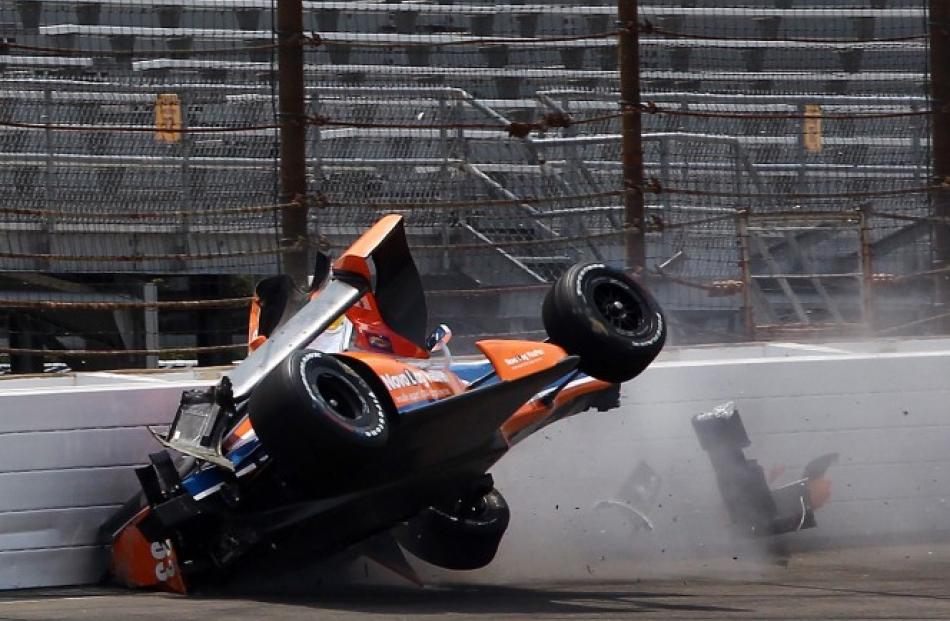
[398,489,510,571]
[248,351,389,472]
[542,262,666,383]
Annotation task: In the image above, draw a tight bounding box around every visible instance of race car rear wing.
[228,278,367,400]
[153,214,422,469]
[232,213,426,398]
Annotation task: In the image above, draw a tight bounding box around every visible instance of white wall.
[2,340,949,589]
[0,372,214,589]
[488,340,950,580]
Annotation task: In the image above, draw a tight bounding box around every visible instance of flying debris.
[692,402,837,538]
[594,460,662,532]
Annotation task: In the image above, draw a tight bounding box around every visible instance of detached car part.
[692,402,837,537]
[594,460,662,532]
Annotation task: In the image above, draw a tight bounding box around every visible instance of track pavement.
[2,543,950,620]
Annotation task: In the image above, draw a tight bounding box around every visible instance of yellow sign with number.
[154,93,183,144]
[803,104,822,153]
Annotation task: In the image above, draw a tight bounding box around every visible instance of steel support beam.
[618,0,645,270]
[277,0,309,285]
[931,0,950,324]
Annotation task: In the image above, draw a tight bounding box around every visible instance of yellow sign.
[154,93,183,144]
[803,104,822,153]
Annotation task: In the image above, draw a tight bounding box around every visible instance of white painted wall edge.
[1,337,949,589]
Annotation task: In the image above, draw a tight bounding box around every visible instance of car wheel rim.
[314,371,364,421]
[591,278,644,336]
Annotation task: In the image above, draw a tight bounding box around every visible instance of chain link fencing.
[0,0,945,371]
[633,2,938,342]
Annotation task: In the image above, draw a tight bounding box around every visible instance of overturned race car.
[103,214,666,593]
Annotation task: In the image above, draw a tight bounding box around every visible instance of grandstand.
[0,0,941,369]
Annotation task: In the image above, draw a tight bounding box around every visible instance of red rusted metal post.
[618,0,646,271]
[277,0,309,285]
[930,0,950,328]
[736,210,754,339]
[858,205,874,333]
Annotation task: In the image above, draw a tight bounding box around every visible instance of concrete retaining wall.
[0,371,216,589]
[489,339,950,579]
[2,340,949,589]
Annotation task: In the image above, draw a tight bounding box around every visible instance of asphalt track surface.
[3,543,950,620]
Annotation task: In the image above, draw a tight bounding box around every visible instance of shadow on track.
[199,583,750,616]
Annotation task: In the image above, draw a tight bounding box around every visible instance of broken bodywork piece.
[594,460,662,532]
[693,402,837,537]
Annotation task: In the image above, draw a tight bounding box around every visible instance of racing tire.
[248,351,389,472]
[398,489,510,571]
[542,262,666,383]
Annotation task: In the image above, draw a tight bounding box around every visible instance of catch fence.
[0,0,945,371]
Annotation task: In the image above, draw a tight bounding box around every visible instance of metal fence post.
[179,91,192,212]
[930,0,950,327]
[278,0,309,285]
[439,94,449,170]
[659,136,672,213]
[43,88,54,273]
[858,205,874,333]
[736,209,754,340]
[178,91,192,273]
[144,282,159,369]
[618,0,646,271]
[43,88,53,213]
[438,94,451,271]
[9,313,42,374]
[310,88,323,196]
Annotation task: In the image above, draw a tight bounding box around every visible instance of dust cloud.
[460,382,772,584]
[240,339,950,591]
[418,341,950,585]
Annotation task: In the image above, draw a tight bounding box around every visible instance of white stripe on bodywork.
[191,482,224,501]
[236,463,257,477]
[533,376,600,401]
[226,428,257,453]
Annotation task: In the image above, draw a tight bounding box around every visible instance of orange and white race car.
[104,214,666,593]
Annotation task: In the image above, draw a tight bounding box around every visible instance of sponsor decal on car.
[503,348,546,369]
[151,540,177,582]
[379,368,455,407]
[381,368,450,391]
